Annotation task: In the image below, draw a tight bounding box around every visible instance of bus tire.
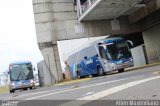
[23,88,28,91]
[10,90,15,93]
[30,86,35,90]
[97,67,104,76]
[92,74,98,77]
[118,69,124,73]
[77,72,81,79]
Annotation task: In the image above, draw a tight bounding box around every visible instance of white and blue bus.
[68,37,134,78]
[9,61,35,93]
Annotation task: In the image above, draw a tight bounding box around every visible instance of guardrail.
[77,0,97,19]
[82,0,96,12]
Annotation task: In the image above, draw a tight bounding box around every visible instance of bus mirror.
[33,66,36,71]
[84,56,87,59]
[126,40,133,48]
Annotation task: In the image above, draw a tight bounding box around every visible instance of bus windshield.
[99,42,132,60]
[10,63,33,81]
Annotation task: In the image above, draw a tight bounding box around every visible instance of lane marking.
[61,76,160,106]
[5,78,91,100]
[7,65,160,100]
[126,63,160,72]
[25,75,145,100]
[5,65,160,100]
[6,87,71,100]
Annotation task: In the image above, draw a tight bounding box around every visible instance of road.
[1,65,160,106]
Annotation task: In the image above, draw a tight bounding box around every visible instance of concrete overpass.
[77,0,147,21]
[32,0,160,82]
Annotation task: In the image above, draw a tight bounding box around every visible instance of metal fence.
[77,0,97,18]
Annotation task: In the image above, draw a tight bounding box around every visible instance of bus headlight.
[30,79,34,83]
[11,82,15,86]
[111,63,116,69]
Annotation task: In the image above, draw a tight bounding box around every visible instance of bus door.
[98,44,111,72]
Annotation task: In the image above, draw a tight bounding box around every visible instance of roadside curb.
[55,78,92,86]
[153,71,160,75]
[126,62,160,72]
[50,62,160,87]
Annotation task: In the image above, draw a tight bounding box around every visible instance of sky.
[0,0,43,74]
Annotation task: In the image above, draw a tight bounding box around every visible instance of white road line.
[6,87,70,100]
[60,76,160,106]
[25,75,145,100]
[2,75,144,100]
[3,66,159,100]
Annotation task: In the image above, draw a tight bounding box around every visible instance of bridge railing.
[77,0,97,19]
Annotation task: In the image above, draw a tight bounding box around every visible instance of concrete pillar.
[40,45,63,82]
[52,45,63,82]
[143,24,160,63]
[33,0,63,82]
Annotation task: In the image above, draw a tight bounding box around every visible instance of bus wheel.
[10,90,15,93]
[23,88,28,91]
[118,69,124,73]
[92,74,98,77]
[98,68,104,76]
[77,72,81,79]
[30,86,35,90]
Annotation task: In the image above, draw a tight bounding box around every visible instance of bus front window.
[10,65,23,81]
[10,64,33,81]
[106,42,132,60]
[22,64,33,80]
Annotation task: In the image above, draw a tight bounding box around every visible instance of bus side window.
[84,56,87,59]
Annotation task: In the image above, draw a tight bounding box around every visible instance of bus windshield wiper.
[26,71,32,80]
[16,72,22,81]
[22,71,27,80]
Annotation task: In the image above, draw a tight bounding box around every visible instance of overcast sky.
[0,0,43,74]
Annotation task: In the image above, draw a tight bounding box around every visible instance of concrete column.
[40,45,62,82]
[33,0,63,82]
[143,24,160,63]
[53,45,63,82]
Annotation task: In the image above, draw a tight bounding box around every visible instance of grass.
[55,78,92,86]
[0,85,9,94]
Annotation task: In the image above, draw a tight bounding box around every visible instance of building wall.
[143,24,160,63]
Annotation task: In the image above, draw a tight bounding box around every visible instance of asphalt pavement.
[1,65,160,106]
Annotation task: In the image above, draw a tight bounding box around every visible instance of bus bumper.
[9,83,35,91]
[105,60,134,72]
